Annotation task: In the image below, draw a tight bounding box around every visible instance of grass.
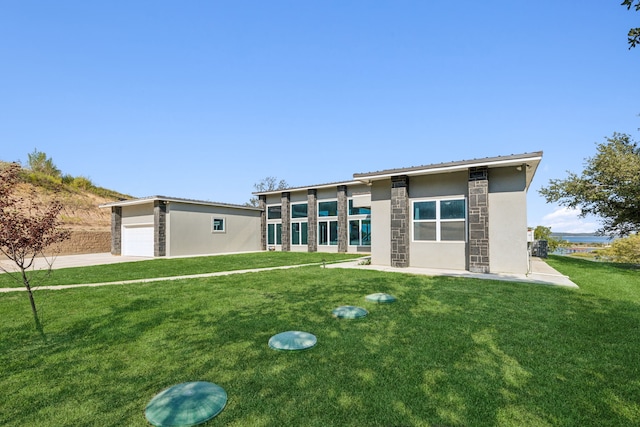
[1,254,639,426]
[0,252,363,288]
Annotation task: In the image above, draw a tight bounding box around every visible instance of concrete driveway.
[0,253,151,273]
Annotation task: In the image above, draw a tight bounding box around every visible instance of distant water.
[555,235,614,244]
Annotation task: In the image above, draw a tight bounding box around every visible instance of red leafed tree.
[0,162,70,331]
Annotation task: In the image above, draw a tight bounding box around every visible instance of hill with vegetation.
[2,156,131,255]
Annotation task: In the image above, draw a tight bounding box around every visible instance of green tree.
[0,163,70,333]
[622,0,640,49]
[601,234,640,263]
[246,176,289,207]
[539,133,640,236]
[27,148,61,177]
[533,225,564,252]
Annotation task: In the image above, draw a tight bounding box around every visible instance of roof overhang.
[353,151,543,190]
[253,180,364,196]
[99,195,262,211]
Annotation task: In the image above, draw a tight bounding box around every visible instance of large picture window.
[267,223,282,245]
[413,198,466,242]
[267,205,282,220]
[318,201,338,217]
[348,199,371,246]
[348,200,371,216]
[319,220,338,245]
[349,219,371,246]
[292,222,308,245]
[318,200,338,246]
[291,203,308,245]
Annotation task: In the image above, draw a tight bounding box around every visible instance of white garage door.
[122,225,154,257]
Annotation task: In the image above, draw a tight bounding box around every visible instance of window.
[349,219,371,246]
[319,220,338,245]
[291,203,308,245]
[318,201,338,217]
[292,222,308,245]
[318,200,338,245]
[268,223,282,245]
[348,199,371,246]
[267,205,282,220]
[212,217,225,233]
[348,199,371,215]
[267,204,282,245]
[291,203,308,218]
[413,198,466,242]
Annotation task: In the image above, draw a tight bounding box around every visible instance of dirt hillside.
[10,181,129,256]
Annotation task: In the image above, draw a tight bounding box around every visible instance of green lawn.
[1,254,638,426]
[0,252,364,288]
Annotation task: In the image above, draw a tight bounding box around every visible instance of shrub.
[601,234,640,264]
[71,176,94,191]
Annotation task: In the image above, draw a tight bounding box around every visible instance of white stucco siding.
[488,168,528,274]
[121,204,154,225]
[410,242,467,270]
[370,180,391,266]
[409,171,468,199]
[168,203,261,257]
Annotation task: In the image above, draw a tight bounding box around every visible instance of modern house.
[102,151,542,275]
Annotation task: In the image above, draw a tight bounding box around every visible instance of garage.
[122,225,154,257]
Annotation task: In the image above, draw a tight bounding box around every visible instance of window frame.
[212,217,226,233]
[412,197,467,242]
[266,204,283,246]
[348,198,371,246]
[291,202,308,246]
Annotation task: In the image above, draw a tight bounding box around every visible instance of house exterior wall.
[488,167,528,274]
[167,202,261,257]
[408,172,468,270]
[370,180,391,266]
[362,167,530,274]
[121,204,154,225]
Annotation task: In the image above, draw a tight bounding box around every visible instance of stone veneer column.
[259,195,267,251]
[390,175,410,267]
[307,189,318,252]
[468,167,490,273]
[111,206,122,255]
[337,185,348,253]
[281,192,290,251]
[154,200,167,257]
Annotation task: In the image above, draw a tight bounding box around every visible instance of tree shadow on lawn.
[1,268,639,426]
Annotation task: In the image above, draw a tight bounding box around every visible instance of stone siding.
[468,167,490,273]
[281,192,290,251]
[111,206,122,255]
[307,189,318,252]
[154,201,167,257]
[390,175,410,267]
[337,185,348,253]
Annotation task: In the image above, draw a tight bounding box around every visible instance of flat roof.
[354,151,543,188]
[253,179,365,196]
[99,195,262,211]
[255,151,543,196]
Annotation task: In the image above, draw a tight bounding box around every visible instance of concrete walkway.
[0,253,578,292]
[326,257,579,288]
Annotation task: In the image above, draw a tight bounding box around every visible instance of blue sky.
[1,1,638,233]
